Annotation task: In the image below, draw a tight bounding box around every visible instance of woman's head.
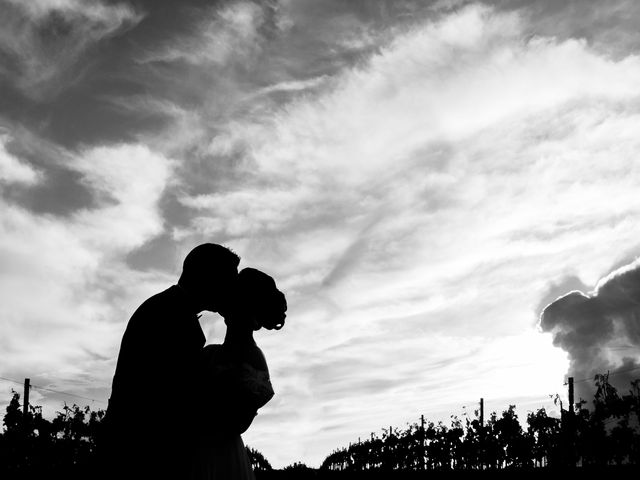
[232,268,287,331]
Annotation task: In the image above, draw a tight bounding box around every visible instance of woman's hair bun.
[238,268,287,330]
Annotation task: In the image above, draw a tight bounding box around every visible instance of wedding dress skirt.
[191,344,274,479]
[191,433,255,480]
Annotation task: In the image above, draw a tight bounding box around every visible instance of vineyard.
[320,373,640,471]
[0,372,638,479]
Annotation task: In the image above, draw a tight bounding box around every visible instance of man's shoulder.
[127,286,183,326]
[135,285,180,311]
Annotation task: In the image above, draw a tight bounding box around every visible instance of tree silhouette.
[0,392,274,478]
[526,407,561,467]
[246,445,273,472]
[3,373,639,475]
[320,374,640,472]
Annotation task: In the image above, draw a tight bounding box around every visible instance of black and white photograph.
[0,0,639,478]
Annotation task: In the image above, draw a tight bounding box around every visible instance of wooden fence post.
[22,378,30,432]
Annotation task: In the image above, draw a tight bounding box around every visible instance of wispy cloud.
[137,1,271,67]
[0,133,41,185]
[0,0,141,98]
[207,4,640,464]
[0,140,173,417]
[255,76,328,95]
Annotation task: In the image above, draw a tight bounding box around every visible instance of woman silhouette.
[191,267,287,480]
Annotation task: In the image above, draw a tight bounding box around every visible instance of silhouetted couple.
[101,244,287,480]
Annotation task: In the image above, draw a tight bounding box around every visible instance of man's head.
[178,243,240,313]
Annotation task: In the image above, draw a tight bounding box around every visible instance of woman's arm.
[197,345,262,435]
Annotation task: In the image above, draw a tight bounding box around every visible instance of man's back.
[103,285,206,479]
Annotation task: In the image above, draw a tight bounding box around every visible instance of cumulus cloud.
[539,258,640,401]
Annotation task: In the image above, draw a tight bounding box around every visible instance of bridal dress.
[191,343,274,480]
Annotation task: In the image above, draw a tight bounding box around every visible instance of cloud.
[194,4,640,464]
[3,0,640,468]
[181,3,640,297]
[429,0,640,57]
[0,0,141,98]
[70,144,173,251]
[0,142,173,418]
[539,258,640,400]
[137,1,272,67]
[0,133,41,185]
[0,127,105,216]
[255,76,328,96]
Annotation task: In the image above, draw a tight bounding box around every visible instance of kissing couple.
[100,243,287,480]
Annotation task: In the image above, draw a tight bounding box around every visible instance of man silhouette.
[102,243,240,480]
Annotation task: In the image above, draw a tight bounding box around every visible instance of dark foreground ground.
[256,465,639,480]
[3,465,638,479]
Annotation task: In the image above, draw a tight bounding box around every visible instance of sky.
[1,0,640,468]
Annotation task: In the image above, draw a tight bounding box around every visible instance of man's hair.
[180,243,240,281]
